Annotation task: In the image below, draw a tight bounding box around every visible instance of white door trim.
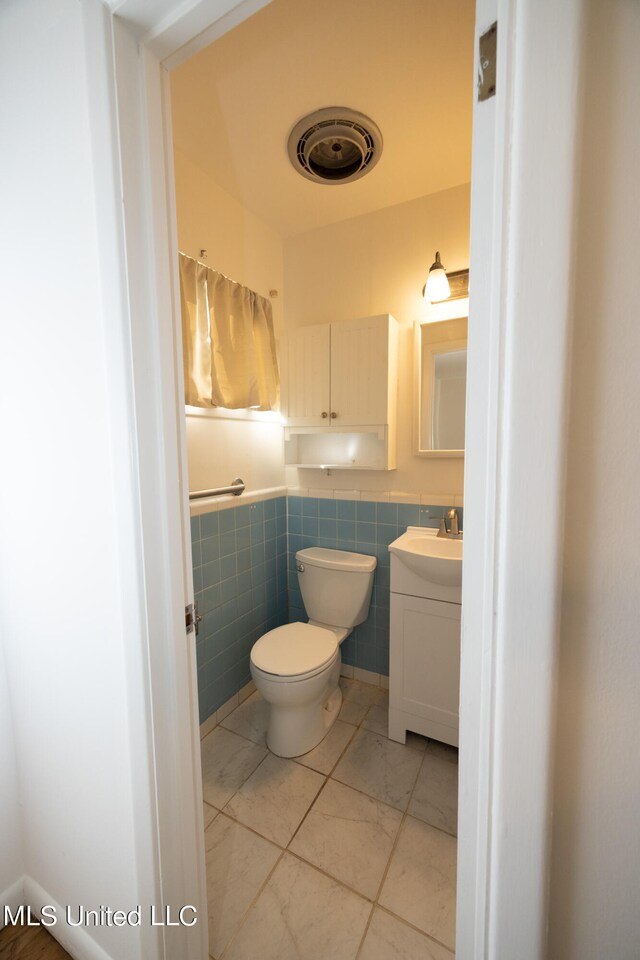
[460,0,582,957]
[102,0,581,956]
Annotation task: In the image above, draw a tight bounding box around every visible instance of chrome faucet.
[437,508,463,539]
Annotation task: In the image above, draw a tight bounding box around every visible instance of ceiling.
[170,0,475,238]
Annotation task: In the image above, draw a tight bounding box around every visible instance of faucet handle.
[438,518,448,537]
[447,508,459,536]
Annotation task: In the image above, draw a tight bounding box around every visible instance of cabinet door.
[330,315,389,425]
[285,324,331,426]
[390,594,460,734]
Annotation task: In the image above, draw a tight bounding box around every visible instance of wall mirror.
[415,316,468,458]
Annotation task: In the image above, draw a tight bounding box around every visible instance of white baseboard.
[199,713,217,740]
[215,692,238,723]
[238,680,256,703]
[0,875,25,931]
[353,666,382,686]
[23,876,117,960]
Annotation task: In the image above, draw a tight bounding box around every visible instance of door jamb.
[106,0,580,956]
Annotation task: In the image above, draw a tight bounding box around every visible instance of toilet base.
[268,683,342,758]
[254,654,342,758]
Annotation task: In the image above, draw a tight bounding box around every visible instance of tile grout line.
[216,847,287,960]
[204,679,457,958]
[405,744,460,839]
[355,698,458,955]
[367,737,457,954]
[352,693,421,959]
[373,903,456,956]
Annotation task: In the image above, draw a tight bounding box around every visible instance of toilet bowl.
[250,547,376,758]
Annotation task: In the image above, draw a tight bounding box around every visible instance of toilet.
[250,547,377,758]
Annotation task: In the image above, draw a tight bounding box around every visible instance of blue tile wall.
[190,493,461,725]
[191,496,288,724]
[287,498,461,678]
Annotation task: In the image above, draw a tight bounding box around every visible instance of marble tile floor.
[201,677,459,960]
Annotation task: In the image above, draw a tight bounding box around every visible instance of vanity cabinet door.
[330,315,390,425]
[285,324,331,425]
[389,593,460,746]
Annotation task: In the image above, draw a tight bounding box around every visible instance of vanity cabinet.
[388,541,461,747]
[284,314,398,470]
[388,593,460,747]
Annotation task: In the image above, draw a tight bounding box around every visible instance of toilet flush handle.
[296,562,305,573]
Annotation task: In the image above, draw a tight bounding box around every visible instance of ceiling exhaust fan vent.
[287,108,383,185]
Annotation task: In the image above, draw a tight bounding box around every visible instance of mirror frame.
[414,319,467,459]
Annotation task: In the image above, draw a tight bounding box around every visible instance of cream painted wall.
[548,1,640,956]
[173,148,286,494]
[282,184,470,497]
[185,413,284,493]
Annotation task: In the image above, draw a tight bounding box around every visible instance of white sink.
[389,526,462,587]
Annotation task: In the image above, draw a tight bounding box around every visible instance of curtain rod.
[179,250,242,288]
[178,251,277,299]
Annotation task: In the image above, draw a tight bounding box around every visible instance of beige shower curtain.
[179,254,280,410]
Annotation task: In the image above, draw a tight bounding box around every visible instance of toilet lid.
[251,623,337,677]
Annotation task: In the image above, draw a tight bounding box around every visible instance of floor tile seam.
[327,768,411,814]
[202,725,271,792]
[371,799,410,905]
[395,741,427,808]
[208,748,269,811]
[373,812,457,952]
[402,810,459,842]
[343,691,384,710]
[290,719,358,778]
[404,750,459,838]
[284,846,379,906]
[372,903,456,955]
[408,809,458,839]
[215,805,287,852]
[219,724,266,748]
[216,847,287,960]
[353,898,377,960]
[200,723,220,746]
[282,769,330,848]
[216,757,327,848]
[340,679,385,704]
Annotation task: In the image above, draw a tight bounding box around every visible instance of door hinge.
[478,22,497,101]
[185,600,202,636]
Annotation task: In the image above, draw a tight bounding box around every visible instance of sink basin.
[389,526,462,586]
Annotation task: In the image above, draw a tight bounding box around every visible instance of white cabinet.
[329,315,394,426]
[388,542,461,747]
[285,324,331,426]
[388,593,461,747]
[284,314,398,469]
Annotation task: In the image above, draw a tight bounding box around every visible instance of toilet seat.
[250,622,338,681]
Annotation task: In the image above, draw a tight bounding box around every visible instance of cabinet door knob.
[330,411,337,419]
[321,411,328,418]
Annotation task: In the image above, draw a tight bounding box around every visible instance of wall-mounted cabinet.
[284,314,398,470]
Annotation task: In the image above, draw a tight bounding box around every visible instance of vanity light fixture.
[423,252,470,304]
[424,251,451,302]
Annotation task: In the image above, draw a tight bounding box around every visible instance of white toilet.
[250,547,377,758]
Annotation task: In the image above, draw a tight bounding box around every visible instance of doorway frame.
[100,0,582,956]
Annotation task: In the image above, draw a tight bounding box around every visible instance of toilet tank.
[296,547,376,628]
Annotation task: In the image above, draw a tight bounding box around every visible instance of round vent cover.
[288,107,383,185]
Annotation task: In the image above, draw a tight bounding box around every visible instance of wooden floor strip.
[0,924,72,959]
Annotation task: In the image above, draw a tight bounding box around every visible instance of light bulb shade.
[424,251,451,303]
